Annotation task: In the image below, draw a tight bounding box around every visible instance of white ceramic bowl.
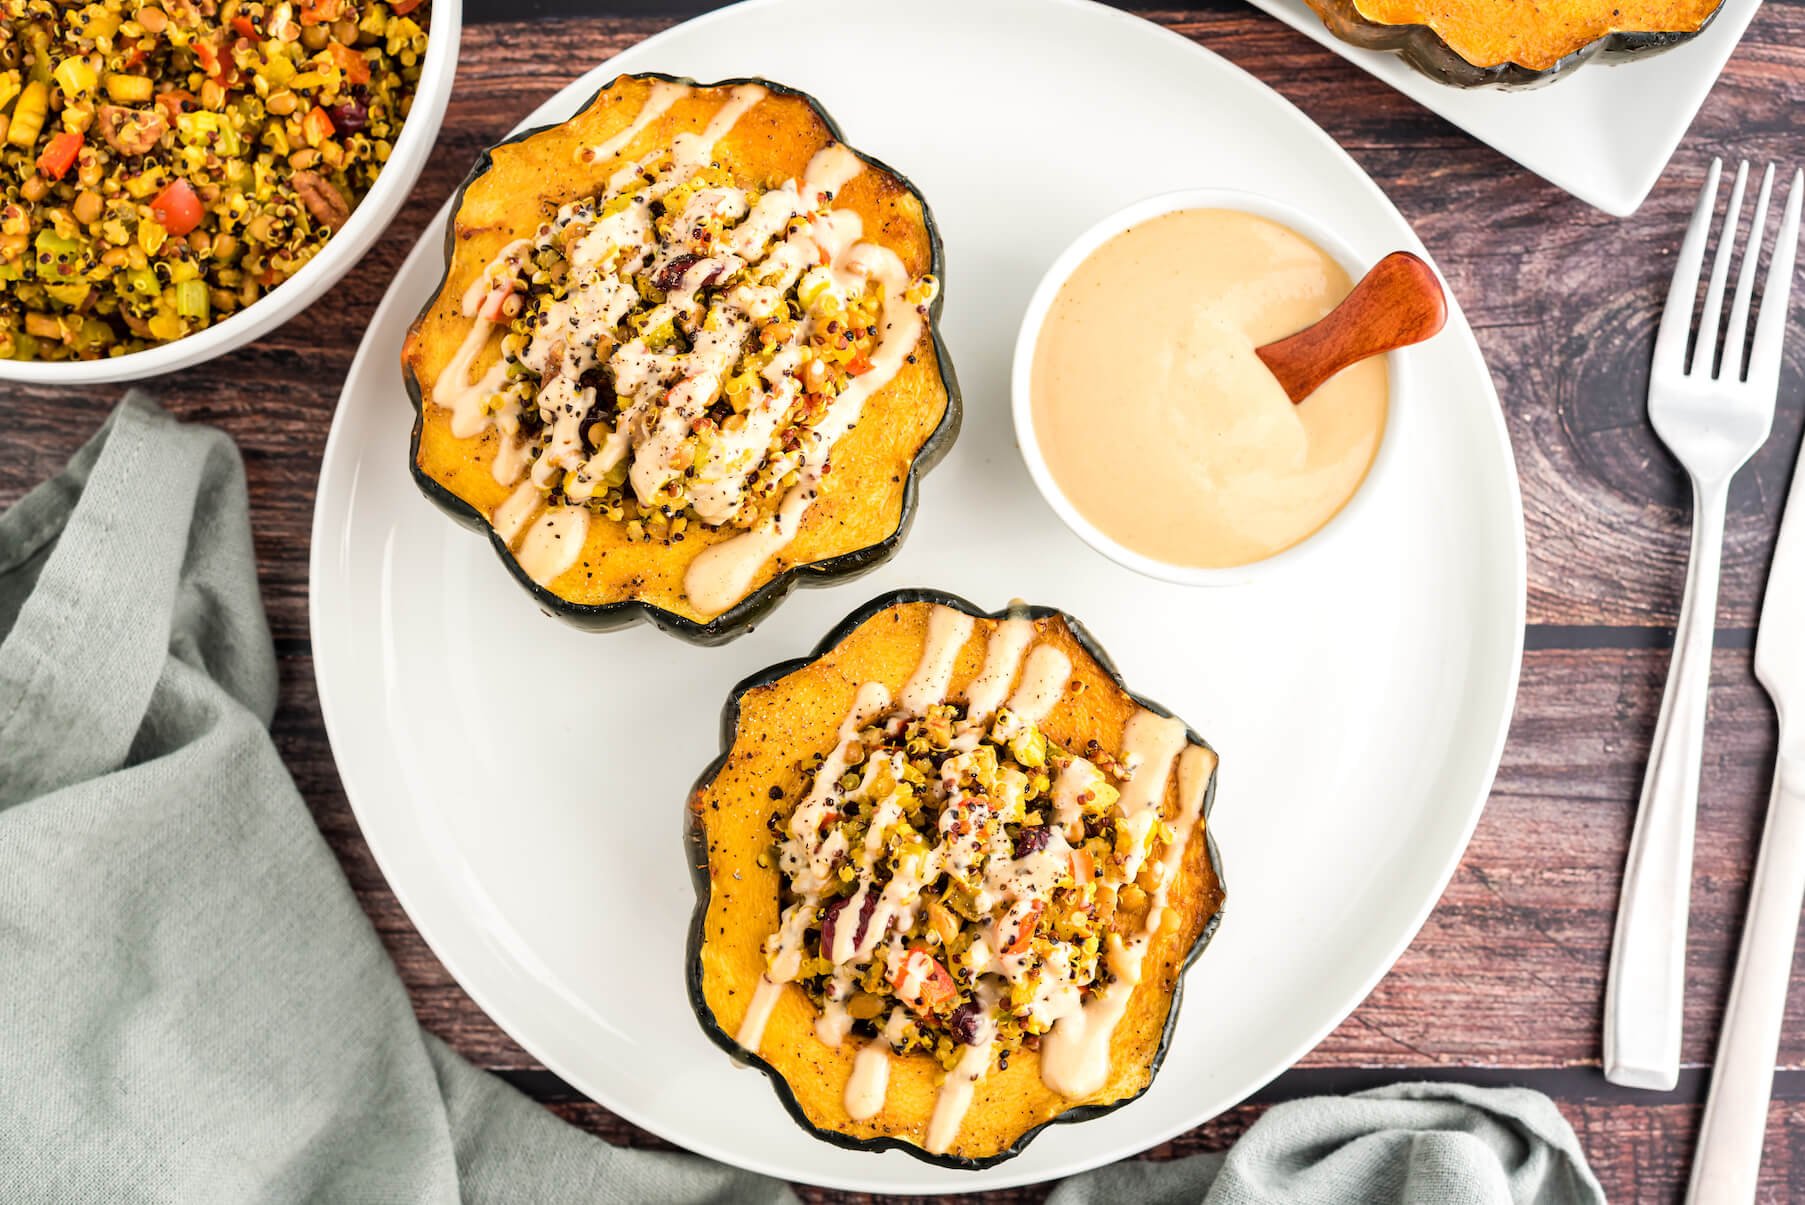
[0,0,460,385]
[1010,186,1406,586]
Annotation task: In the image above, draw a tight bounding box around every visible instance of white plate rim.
[309,0,1529,1191]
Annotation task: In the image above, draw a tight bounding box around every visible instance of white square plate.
[1245,0,1762,215]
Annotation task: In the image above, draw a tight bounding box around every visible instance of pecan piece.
[95,105,169,157]
[291,170,351,231]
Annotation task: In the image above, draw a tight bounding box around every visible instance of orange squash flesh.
[1353,0,1721,69]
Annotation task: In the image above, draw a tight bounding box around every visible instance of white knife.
[1686,173,1805,1205]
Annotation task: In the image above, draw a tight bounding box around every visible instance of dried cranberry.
[653,253,724,292]
[947,1002,982,1045]
[849,889,879,948]
[654,253,702,291]
[820,890,879,954]
[327,99,369,138]
[819,895,849,953]
[1015,825,1052,857]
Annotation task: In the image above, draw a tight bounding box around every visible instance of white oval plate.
[310,0,1526,1192]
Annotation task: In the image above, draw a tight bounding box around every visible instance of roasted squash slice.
[686,590,1226,1166]
[403,75,959,643]
[1303,0,1723,87]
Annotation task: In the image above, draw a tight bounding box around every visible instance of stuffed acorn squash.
[403,75,958,642]
[686,590,1225,1167]
[1302,0,1723,87]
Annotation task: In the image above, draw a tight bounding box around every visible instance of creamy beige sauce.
[965,615,1032,724]
[845,1042,891,1121]
[514,505,589,585]
[1039,735,1213,1099]
[491,480,542,547]
[584,79,684,161]
[900,605,975,716]
[736,680,893,1053]
[1051,756,1104,840]
[681,231,924,615]
[733,604,1215,1154]
[926,1010,996,1154]
[1002,644,1071,727]
[1030,208,1387,569]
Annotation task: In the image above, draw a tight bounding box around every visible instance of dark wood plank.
[1,6,1801,638]
[529,1096,1805,1205]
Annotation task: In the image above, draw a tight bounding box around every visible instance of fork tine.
[1721,164,1775,382]
[1693,160,1748,376]
[1654,158,1722,376]
[1747,168,1804,395]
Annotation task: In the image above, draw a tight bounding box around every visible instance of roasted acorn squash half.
[1302,0,1723,87]
[686,589,1226,1167]
[403,74,959,643]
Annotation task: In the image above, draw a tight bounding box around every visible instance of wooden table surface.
[6,1,1805,1199]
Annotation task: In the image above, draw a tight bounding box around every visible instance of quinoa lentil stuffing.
[458,137,938,546]
[0,0,428,360]
[769,695,1173,1074]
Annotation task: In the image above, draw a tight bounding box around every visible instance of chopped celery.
[175,279,210,321]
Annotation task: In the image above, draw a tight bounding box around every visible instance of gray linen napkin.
[0,397,792,1205]
[0,396,1604,1205]
[1051,1082,1604,1205]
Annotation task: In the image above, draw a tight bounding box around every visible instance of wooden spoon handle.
[1255,251,1447,404]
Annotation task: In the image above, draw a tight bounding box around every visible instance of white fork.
[1604,159,1802,1091]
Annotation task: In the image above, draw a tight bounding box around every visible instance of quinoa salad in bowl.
[0,0,455,375]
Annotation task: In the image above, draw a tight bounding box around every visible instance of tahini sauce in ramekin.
[1029,208,1387,569]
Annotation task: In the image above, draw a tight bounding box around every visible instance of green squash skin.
[683,587,1228,1169]
[403,74,962,646]
[1304,0,1724,87]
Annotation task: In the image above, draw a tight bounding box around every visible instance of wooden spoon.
[1255,251,1448,404]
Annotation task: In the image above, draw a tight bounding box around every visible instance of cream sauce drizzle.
[845,1042,891,1121]
[680,233,923,616]
[926,999,997,1155]
[585,79,684,161]
[491,479,542,547]
[491,478,588,587]
[443,238,535,479]
[964,614,1033,724]
[513,504,590,586]
[1051,757,1104,841]
[1038,726,1213,1101]
[998,644,1072,733]
[737,681,893,1054]
[675,84,765,175]
[900,606,974,716]
[734,604,1213,1154]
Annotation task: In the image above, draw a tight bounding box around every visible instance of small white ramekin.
[1010,186,1405,586]
[0,0,461,385]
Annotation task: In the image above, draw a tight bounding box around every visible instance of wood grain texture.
[4,1,1805,1201]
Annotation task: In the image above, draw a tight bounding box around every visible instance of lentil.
[0,0,429,360]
